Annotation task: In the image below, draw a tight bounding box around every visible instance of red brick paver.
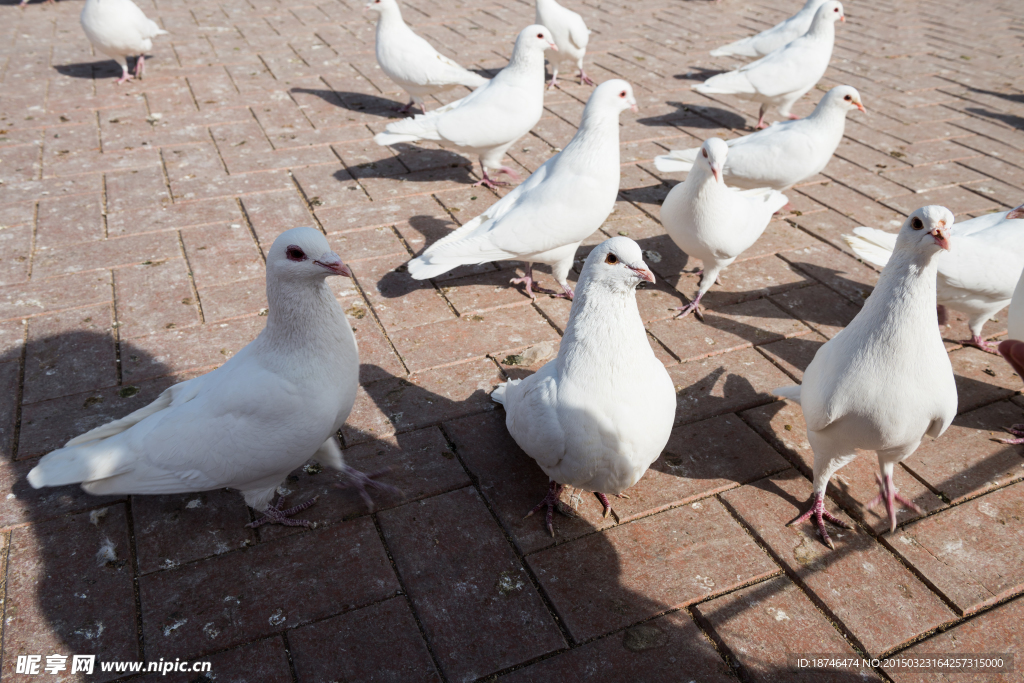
[1,0,1023,679]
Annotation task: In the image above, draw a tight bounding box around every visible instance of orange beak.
[854,101,866,113]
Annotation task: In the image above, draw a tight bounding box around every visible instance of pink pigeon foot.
[866,471,923,533]
[788,492,850,549]
[547,69,560,90]
[247,494,319,528]
[526,481,566,536]
[595,492,614,518]
[472,170,509,189]
[333,464,400,511]
[510,264,541,300]
[997,424,1024,445]
[115,64,133,85]
[755,105,768,129]
[579,70,596,86]
[960,335,999,354]
[675,293,705,321]
[133,54,145,79]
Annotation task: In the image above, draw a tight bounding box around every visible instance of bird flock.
[23,0,1024,552]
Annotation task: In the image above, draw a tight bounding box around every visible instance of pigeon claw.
[866,471,923,533]
[997,424,1024,445]
[674,300,703,321]
[960,335,999,354]
[333,465,401,512]
[525,482,565,537]
[595,492,613,518]
[579,70,596,86]
[248,494,319,529]
[788,493,850,550]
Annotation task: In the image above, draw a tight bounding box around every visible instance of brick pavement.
[1,0,1023,679]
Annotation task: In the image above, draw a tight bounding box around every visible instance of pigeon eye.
[619,91,626,97]
[833,6,839,10]
[286,246,307,260]
[605,253,619,265]
[844,94,851,101]
[702,148,708,158]
[537,33,544,38]
[911,217,924,231]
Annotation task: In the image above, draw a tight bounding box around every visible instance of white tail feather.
[842,227,896,268]
[772,385,802,405]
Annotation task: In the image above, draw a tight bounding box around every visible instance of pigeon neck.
[375,7,407,32]
[806,14,836,39]
[559,282,651,376]
[562,107,622,161]
[806,100,847,128]
[861,247,941,333]
[263,278,354,355]
[506,42,546,77]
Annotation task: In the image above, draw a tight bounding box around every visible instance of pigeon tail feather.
[694,71,756,96]
[843,227,896,268]
[772,385,802,405]
[491,379,521,405]
[654,148,698,173]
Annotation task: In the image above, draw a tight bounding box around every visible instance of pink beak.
[630,103,639,113]
[840,14,845,21]
[629,265,655,283]
[1008,203,1024,220]
[854,101,866,113]
[315,252,353,277]
[930,226,951,251]
[710,164,723,183]
[548,42,558,52]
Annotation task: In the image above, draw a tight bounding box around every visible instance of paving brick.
[888,481,1024,616]
[529,497,779,642]
[35,192,104,250]
[695,575,884,683]
[181,222,265,289]
[378,487,565,681]
[0,270,112,322]
[134,636,295,683]
[0,224,33,287]
[670,346,794,425]
[649,298,810,363]
[721,471,956,655]
[885,596,1024,682]
[769,284,862,340]
[140,518,398,659]
[2,505,138,683]
[33,231,182,279]
[351,252,457,333]
[343,357,503,445]
[949,346,1019,414]
[500,610,734,682]
[114,259,202,338]
[289,598,440,683]
[388,304,559,372]
[23,304,116,403]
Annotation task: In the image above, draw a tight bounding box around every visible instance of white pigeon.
[536,0,595,88]
[366,0,488,114]
[374,25,558,188]
[28,228,393,527]
[492,237,675,535]
[710,0,829,59]
[406,80,638,299]
[844,200,1024,353]
[79,0,169,84]
[774,206,957,547]
[694,0,845,129]
[660,137,788,320]
[655,85,865,190]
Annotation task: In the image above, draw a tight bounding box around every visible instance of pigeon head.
[896,206,953,255]
[587,79,638,115]
[697,137,729,183]
[579,237,655,294]
[267,227,352,283]
[364,0,398,15]
[823,85,865,114]
[517,25,558,54]
[813,0,845,25]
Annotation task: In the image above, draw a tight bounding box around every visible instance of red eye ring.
[619,91,626,97]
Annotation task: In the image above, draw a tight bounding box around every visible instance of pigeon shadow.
[53,59,148,80]
[964,106,1024,131]
[1,331,177,672]
[637,101,746,130]
[676,66,726,81]
[290,88,401,118]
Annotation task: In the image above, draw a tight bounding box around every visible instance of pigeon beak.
[930,225,951,251]
[1007,203,1024,220]
[315,251,353,277]
[549,42,559,52]
[840,14,845,21]
[854,101,866,113]
[628,264,655,283]
[629,99,639,114]
[710,162,723,183]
